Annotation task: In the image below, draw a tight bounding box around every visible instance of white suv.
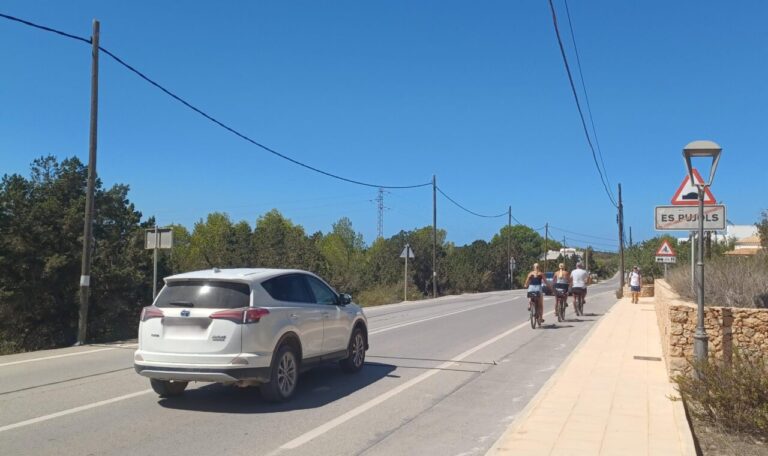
[134,268,368,402]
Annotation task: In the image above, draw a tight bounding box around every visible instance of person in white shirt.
[629,266,642,303]
[570,262,590,309]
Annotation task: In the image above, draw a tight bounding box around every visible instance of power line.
[563,235,617,249]
[545,0,617,208]
[549,225,617,242]
[0,12,431,190]
[562,0,615,202]
[436,187,507,218]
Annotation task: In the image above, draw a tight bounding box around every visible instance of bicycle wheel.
[529,299,536,329]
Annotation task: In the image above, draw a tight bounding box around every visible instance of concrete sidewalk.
[487,296,696,456]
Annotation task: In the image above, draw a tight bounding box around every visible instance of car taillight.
[210,308,269,324]
[244,308,269,323]
[141,306,164,322]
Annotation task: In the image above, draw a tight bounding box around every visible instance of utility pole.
[77,19,100,345]
[585,246,590,271]
[507,206,512,289]
[629,226,633,247]
[375,188,385,240]
[618,183,625,291]
[544,223,549,271]
[432,175,437,298]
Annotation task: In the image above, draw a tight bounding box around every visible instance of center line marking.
[278,308,555,451]
[370,297,520,335]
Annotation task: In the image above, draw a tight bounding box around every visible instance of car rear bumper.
[134,364,271,383]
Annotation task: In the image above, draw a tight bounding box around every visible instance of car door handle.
[289,313,299,319]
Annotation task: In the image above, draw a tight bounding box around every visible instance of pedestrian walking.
[629,266,642,303]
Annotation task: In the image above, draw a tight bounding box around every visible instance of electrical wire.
[562,235,617,249]
[549,225,617,242]
[436,187,507,218]
[562,0,616,202]
[546,0,618,208]
[0,12,432,190]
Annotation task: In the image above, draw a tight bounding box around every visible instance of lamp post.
[682,140,722,365]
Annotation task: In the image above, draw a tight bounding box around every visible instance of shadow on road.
[156,361,395,413]
[540,324,575,329]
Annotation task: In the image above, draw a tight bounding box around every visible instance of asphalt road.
[0,277,619,456]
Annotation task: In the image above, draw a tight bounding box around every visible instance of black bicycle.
[572,287,585,316]
[528,291,542,329]
[555,288,568,322]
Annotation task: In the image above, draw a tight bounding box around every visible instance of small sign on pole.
[655,239,677,264]
[146,227,173,300]
[401,244,415,301]
[145,228,173,250]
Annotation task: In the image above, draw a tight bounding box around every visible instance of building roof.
[724,248,762,256]
[736,235,761,245]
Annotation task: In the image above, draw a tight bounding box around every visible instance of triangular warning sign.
[671,168,716,206]
[656,240,676,257]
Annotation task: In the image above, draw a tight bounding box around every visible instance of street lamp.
[682,140,722,364]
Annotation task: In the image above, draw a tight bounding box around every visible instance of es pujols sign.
[658,208,722,224]
[655,205,726,230]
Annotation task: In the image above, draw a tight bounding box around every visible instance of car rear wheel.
[261,344,299,402]
[150,379,188,397]
[340,327,366,373]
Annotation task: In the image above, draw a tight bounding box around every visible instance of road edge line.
[0,389,153,434]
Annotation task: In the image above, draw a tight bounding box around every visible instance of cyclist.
[525,263,546,324]
[570,262,590,311]
[553,263,570,312]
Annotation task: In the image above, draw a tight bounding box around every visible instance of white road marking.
[0,389,153,434]
[278,308,555,451]
[0,348,117,368]
[370,297,520,335]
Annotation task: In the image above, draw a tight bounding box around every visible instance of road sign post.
[400,244,415,301]
[146,227,173,299]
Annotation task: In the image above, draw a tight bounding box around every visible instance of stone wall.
[624,284,654,297]
[655,279,768,376]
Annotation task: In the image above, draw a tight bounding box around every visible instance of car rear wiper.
[168,301,194,307]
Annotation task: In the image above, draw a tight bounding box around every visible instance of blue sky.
[1,1,766,250]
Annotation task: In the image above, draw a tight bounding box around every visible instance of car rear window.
[261,274,313,303]
[155,280,251,309]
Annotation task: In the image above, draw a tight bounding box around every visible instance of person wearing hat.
[629,266,642,303]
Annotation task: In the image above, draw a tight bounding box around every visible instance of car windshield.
[155,280,250,309]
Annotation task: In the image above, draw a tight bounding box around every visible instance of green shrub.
[0,339,22,356]
[356,282,423,307]
[673,351,768,437]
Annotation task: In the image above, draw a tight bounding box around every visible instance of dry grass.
[673,352,768,453]
[666,253,768,308]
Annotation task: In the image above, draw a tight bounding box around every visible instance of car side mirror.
[339,293,352,305]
